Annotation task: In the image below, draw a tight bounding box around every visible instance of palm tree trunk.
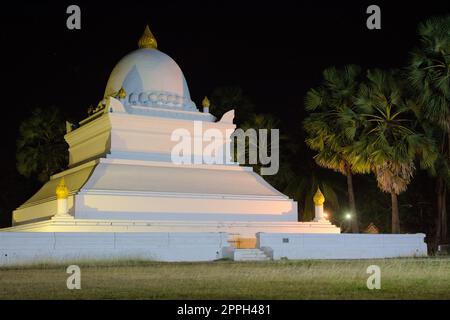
[436,177,443,248]
[442,130,450,244]
[346,167,359,233]
[434,132,449,248]
[442,184,448,243]
[391,192,400,233]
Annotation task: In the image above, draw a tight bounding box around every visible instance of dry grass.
[0,258,449,299]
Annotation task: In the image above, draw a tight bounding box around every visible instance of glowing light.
[345,213,352,220]
[323,212,329,219]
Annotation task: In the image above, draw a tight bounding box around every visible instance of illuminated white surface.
[105,48,196,111]
[0,232,228,265]
[0,231,427,265]
[257,233,428,259]
[64,106,228,167]
[0,34,428,263]
[314,203,327,222]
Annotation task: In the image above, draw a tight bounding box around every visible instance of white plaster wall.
[0,232,228,265]
[108,113,235,164]
[65,112,236,167]
[65,115,111,166]
[0,232,429,265]
[257,233,428,259]
[75,193,298,222]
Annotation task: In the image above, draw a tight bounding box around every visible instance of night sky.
[0,1,449,226]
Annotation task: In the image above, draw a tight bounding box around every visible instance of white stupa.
[0,27,426,263]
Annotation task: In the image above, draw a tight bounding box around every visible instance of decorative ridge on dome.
[138,25,158,49]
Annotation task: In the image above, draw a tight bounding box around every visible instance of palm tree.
[16,107,68,183]
[408,15,450,244]
[353,69,437,233]
[304,65,366,232]
[209,86,255,125]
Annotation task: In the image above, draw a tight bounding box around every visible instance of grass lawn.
[0,257,449,299]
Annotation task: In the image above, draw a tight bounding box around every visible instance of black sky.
[0,1,449,188]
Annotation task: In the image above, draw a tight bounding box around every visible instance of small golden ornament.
[118,87,127,99]
[313,187,325,206]
[202,96,210,108]
[138,25,158,49]
[56,177,69,200]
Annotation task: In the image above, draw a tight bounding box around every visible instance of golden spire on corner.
[138,25,158,49]
[56,177,69,200]
[118,87,127,99]
[313,187,325,206]
[202,96,210,108]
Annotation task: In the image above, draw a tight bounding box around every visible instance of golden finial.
[56,177,69,200]
[138,25,158,49]
[118,87,127,99]
[202,96,210,108]
[313,187,325,206]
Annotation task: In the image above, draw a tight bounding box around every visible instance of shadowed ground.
[0,258,449,299]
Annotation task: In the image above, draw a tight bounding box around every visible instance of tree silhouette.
[16,107,68,183]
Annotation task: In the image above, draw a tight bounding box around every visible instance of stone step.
[233,249,271,261]
[236,257,271,261]
[234,256,271,261]
[237,253,268,258]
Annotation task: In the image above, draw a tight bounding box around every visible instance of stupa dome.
[104,26,196,111]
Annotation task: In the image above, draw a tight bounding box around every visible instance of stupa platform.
[3,216,340,236]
